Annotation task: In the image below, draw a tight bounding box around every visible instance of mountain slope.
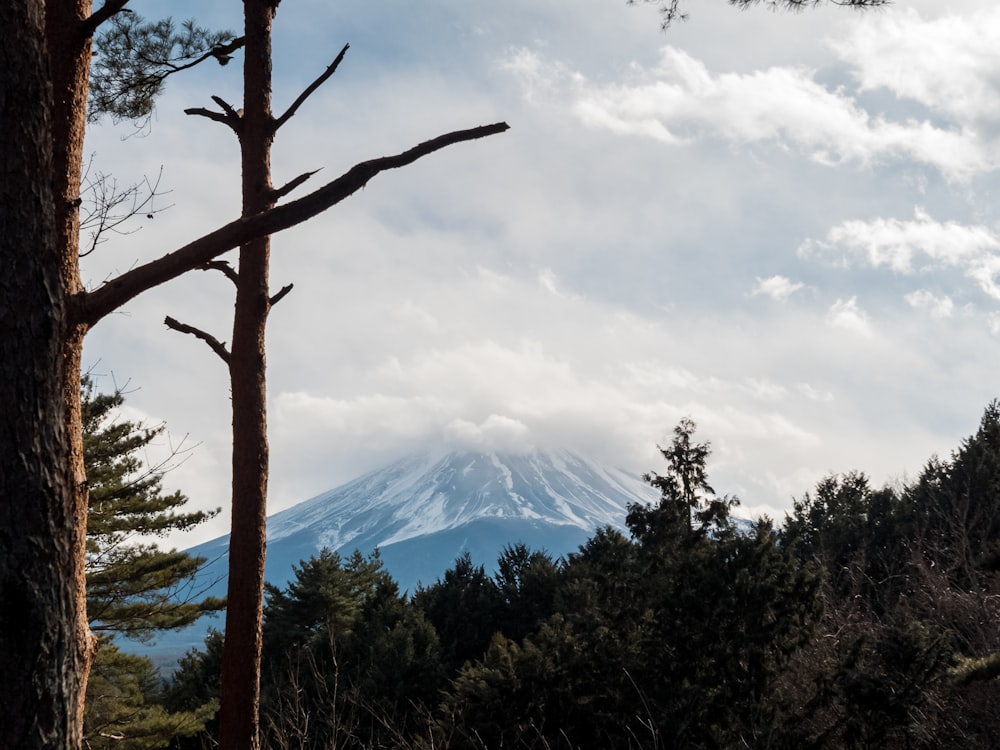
[192,449,655,592]
[141,450,657,667]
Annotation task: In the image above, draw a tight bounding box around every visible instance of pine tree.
[435,421,822,749]
[83,642,217,750]
[83,377,224,639]
[82,378,224,748]
[260,549,444,748]
[413,552,503,673]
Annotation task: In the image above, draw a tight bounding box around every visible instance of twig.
[83,0,131,36]
[185,95,244,134]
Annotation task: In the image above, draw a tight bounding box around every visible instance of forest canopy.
[110,407,1000,749]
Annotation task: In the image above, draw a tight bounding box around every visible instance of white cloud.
[538,268,580,299]
[741,378,787,401]
[905,289,955,318]
[827,297,872,336]
[802,207,1000,299]
[505,43,994,179]
[795,384,834,402]
[498,47,579,105]
[751,275,804,302]
[832,8,1000,127]
[444,415,534,453]
[813,207,998,271]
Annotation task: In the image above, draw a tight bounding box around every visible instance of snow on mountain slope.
[183,449,657,602]
[265,449,656,552]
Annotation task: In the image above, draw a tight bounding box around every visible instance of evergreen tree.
[782,472,908,609]
[83,377,224,638]
[634,416,734,541]
[492,543,562,644]
[83,642,217,750]
[260,549,444,748]
[82,378,224,748]
[904,401,1000,588]
[412,552,503,673]
[435,420,821,749]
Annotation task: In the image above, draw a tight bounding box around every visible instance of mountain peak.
[267,449,656,552]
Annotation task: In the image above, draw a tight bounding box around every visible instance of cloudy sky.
[82,0,1000,547]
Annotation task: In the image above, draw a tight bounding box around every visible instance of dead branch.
[184,107,237,130]
[185,94,243,133]
[203,260,239,286]
[272,44,350,133]
[272,169,321,202]
[80,121,509,326]
[164,316,231,364]
[211,95,242,120]
[270,284,294,306]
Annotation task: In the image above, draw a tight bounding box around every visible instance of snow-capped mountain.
[139,450,657,668]
[189,449,657,597]
[271,450,650,548]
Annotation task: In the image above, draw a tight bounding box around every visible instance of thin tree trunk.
[218,2,276,747]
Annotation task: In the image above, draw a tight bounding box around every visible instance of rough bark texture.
[0,2,76,748]
[47,0,100,734]
[218,2,276,748]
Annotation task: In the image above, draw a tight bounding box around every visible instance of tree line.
[82,384,1000,749]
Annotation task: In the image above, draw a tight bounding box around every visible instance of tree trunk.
[218,2,276,748]
[0,2,81,748]
[47,0,100,735]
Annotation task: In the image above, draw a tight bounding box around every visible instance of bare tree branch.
[83,0,131,36]
[184,106,237,130]
[270,284,294,306]
[80,121,510,326]
[79,163,171,258]
[272,44,350,134]
[272,169,321,202]
[211,95,242,120]
[164,316,231,364]
[203,260,239,286]
[185,94,243,133]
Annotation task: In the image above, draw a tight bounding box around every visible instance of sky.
[81,0,1000,548]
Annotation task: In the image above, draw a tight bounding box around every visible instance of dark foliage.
[159,410,1000,748]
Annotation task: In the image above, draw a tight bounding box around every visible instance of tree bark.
[0,2,79,748]
[218,2,276,748]
[47,0,100,735]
